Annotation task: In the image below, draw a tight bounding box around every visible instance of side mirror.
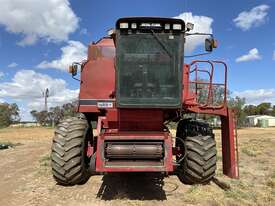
[107,28,116,45]
[205,38,218,52]
[107,28,115,37]
[68,63,80,76]
[186,22,194,31]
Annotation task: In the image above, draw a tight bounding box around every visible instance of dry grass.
[169,127,275,205]
[0,127,275,206]
[0,127,54,142]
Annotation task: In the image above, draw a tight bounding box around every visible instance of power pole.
[43,88,49,112]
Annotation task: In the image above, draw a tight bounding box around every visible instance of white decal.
[97,102,113,108]
[169,35,174,39]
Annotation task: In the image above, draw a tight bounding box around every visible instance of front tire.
[176,119,217,185]
[51,116,92,185]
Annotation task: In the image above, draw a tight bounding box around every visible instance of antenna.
[42,88,49,111]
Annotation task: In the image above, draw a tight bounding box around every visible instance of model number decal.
[97,102,113,108]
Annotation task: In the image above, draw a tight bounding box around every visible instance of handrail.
[189,60,214,106]
[186,60,228,109]
[211,61,228,106]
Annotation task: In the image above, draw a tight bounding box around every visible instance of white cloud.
[0,0,79,46]
[233,4,270,31]
[175,12,213,53]
[79,28,88,35]
[37,41,87,71]
[0,70,79,120]
[273,51,275,60]
[235,48,261,62]
[8,62,18,68]
[233,89,275,105]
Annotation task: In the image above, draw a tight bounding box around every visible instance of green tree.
[228,96,246,127]
[30,101,78,127]
[256,102,272,115]
[243,104,257,116]
[48,106,64,126]
[0,103,20,127]
[30,110,48,126]
[62,102,77,117]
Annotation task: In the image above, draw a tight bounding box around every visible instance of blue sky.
[0,0,274,120]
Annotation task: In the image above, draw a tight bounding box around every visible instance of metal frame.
[95,128,173,173]
[182,60,238,178]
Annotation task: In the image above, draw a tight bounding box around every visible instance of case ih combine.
[51,17,239,186]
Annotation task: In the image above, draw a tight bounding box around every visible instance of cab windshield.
[116,32,183,108]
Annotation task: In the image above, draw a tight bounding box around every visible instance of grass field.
[0,127,274,206]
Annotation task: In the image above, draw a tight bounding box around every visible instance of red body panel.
[221,109,238,178]
[79,38,115,113]
[118,109,163,131]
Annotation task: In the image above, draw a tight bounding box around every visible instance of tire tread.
[177,119,217,185]
[51,117,90,186]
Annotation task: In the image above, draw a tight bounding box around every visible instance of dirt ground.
[0,127,274,206]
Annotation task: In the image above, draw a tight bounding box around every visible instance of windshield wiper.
[150,29,172,58]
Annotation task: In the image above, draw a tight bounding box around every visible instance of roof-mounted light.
[164,24,170,30]
[119,23,129,29]
[131,23,137,29]
[173,24,182,30]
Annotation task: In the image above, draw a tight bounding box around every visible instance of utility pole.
[43,88,49,112]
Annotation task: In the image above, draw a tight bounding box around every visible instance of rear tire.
[176,119,217,185]
[51,116,92,185]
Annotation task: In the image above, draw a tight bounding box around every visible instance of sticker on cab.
[97,102,113,108]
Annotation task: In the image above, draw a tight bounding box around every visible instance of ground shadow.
[96,173,167,200]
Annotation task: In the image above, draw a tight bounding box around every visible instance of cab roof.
[116,17,185,29]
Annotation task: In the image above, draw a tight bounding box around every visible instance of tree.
[48,106,64,126]
[228,96,246,127]
[192,79,229,107]
[272,105,275,116]
[30,101,78,127]
[30,110,48,126]
[62,102,77,117]
[0,103,20,127]
[256,102,272,115]
[243,105,257,116]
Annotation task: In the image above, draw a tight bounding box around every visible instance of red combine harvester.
[51,17,239,186]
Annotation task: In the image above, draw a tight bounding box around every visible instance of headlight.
[131,23,137,29]
[120,23,129,29]
[173,24,182,30]
[164,24,170,30]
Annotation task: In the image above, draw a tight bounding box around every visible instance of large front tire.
[51,116,92,185]
[176,119,217,185]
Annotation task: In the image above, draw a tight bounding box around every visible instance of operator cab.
[115,17,185,108]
